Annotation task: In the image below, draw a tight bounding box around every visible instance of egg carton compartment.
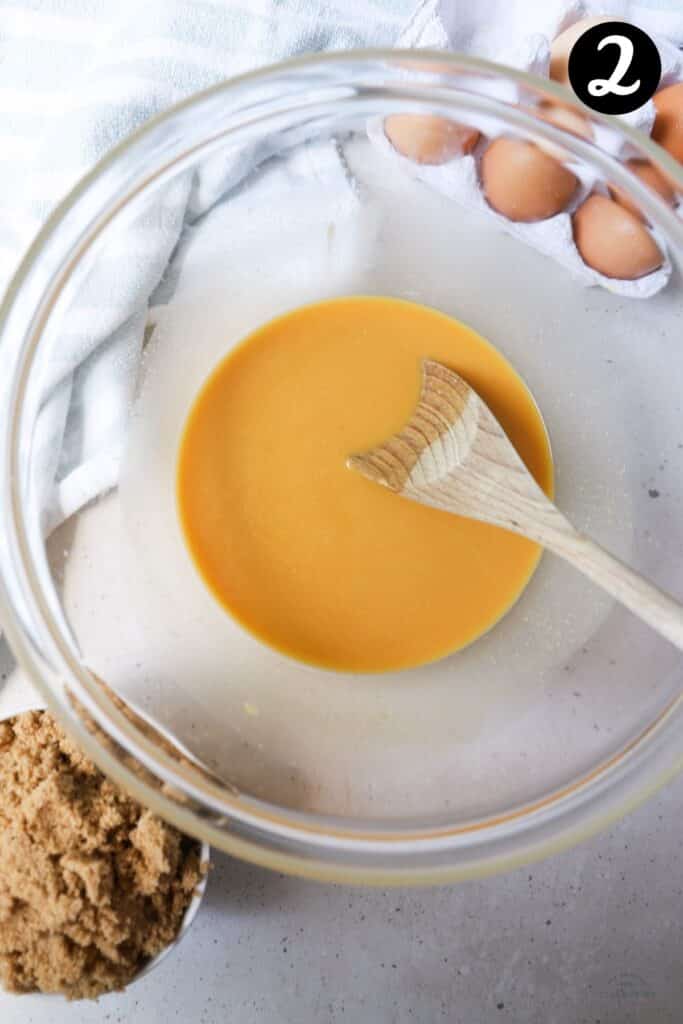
[366,2,683,298]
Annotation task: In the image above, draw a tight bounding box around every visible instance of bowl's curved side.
[0,51,681,883]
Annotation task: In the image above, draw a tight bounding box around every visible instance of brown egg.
[573,194,663,279]
[384,114,480,165]
[653,83,683,164]
[481,138,578,221]
[608,159,677,221]
[537,103,593,160]
[550,17,622,86]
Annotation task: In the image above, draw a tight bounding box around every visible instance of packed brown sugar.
[0,710,204,1000]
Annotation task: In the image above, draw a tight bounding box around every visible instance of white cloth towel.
[0,0,415,533]
[0,0,413,710]
[1,0,682,716]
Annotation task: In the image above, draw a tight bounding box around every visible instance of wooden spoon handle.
[349,358,683,651]
[542,522,683,651]
[458,473,683,652]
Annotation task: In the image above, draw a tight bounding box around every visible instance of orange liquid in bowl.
[177,297,553,672]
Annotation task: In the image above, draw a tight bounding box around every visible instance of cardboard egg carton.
[370,9,683,297]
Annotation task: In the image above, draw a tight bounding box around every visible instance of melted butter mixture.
[177,297,553,672]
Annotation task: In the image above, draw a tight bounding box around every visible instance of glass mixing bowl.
[1,52,682,884]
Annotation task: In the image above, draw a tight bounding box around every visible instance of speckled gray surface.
[1,16,682,1022]
[1,775,681,1024]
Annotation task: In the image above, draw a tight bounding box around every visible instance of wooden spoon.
[348,359,683,651]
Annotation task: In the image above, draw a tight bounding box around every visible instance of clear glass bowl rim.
[0,49,682,885]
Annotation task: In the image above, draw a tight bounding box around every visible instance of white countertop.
[2,30,682,1023]
[2,774,681,1024]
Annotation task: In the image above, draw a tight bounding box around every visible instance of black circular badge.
[567,21,661,115]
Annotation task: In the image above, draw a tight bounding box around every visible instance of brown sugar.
[0,710,204,1000]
